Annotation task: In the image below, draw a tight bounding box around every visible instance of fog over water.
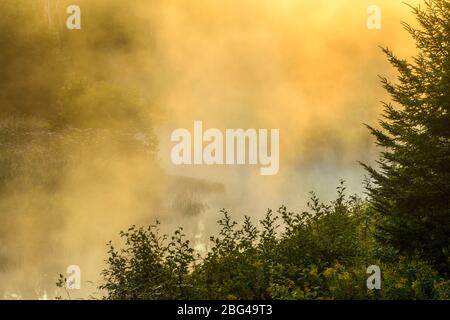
[0,0,418,298]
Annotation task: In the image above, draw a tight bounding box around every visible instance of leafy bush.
[99,181,449,300]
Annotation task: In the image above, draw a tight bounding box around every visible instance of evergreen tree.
[363,0,450,272]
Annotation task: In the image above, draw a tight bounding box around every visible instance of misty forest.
[0,0,449,299]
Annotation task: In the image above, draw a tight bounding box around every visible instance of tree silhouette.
[363,0,450,272]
